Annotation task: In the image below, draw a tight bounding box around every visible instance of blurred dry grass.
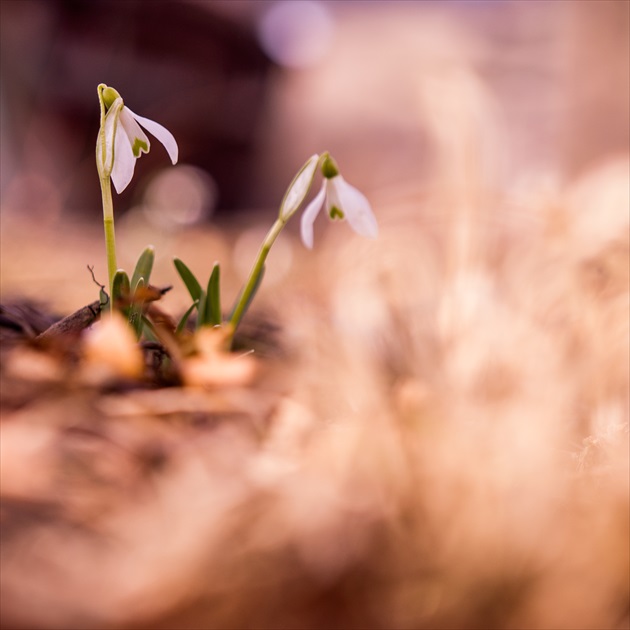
[1,2,629,629]
[1,153,628,630]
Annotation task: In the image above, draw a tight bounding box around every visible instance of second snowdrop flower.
[300,155,378,249]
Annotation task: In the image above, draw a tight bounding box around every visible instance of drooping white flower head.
[300,155,378,249]
[97,84,178,193]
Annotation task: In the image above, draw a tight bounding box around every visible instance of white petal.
[111,119,137,193]
[333,177,378,239]
[97,97,124,177]
[119,108,150,157]
[127,108,178,164]
[279,154,319,221]
[300,182,326,249]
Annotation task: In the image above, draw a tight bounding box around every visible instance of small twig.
[35,300,103,342]
[87,265,105,292]
[34,267,170,342]
[34,267,108,342]
[34,290,172,344]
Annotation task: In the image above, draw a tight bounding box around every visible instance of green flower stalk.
[95,83,178,301]
[228,154,320,330]
[228,216,284,329]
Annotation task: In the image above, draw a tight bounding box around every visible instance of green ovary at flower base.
[96,83,178,304]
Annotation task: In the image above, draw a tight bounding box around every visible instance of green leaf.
[129,277,145,339]
[206,262,222,326]
[229,265,266,324]
[130,246,155,291]
[176,300,199,335]
[173,257,202,302]
[141,315,159,342]
[196,290,207,330]
[112,269,130,304]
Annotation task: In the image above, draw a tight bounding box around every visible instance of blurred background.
[0,0,628,307]
[1,4,629,629]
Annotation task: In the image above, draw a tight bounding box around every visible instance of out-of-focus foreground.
[1,1,629,629]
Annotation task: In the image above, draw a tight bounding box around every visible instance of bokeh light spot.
[257,1,334,69]
[142,165,217,230]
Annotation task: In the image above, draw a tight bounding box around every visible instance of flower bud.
[279,154,319,222]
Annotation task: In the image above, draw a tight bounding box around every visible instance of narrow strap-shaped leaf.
[141,315,159,343]
[130,246,155,291]
[229,264,266,325]
[206,262,222,326]
[175,300,199,335]
[196,290,207,330]
[129,277,145,339]
[112,269,130,305]
[173,257,202,302]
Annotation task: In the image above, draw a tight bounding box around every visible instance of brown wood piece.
[35,300,102,342]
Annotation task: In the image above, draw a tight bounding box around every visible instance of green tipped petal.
[329,206,344,220]
[127,108,178,165]
[132,137,149,158]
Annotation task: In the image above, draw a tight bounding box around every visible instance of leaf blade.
[196,290,207,330]
[173,257,202,302]
[112,269,130,304]
[129,277,145,339]
[176,301,199,335]
[206,262,222,326]
[131,246,155,291]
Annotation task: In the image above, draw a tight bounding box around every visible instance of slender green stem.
[99,176,117,307]
[96,84,118,311]
[227,153,329,333]
[229,217,285,329]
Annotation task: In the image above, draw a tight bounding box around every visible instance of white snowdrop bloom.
[97,85,178,193]
[300,157,378,249]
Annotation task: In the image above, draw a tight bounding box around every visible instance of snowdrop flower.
[300,155,378,249]
[97,84,178,193]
